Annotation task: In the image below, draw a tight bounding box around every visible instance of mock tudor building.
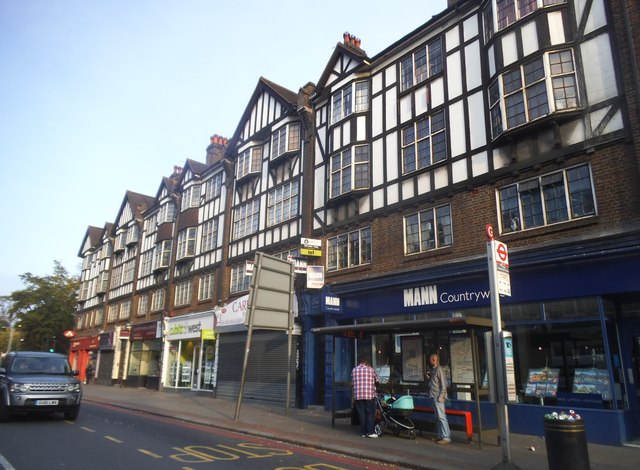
[74,0,640,444]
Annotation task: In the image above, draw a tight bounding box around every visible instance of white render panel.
[584,0,606,35]
[385,64,396,86]
[314,167,326,210]
[372,94,384,137]
[402,179,415,201]
[501,31,518,67]
[446,25,459,51]
[343,119,351,143]
[386,183,399,205]
[465,40,482,90]
[493,147,510,169]
[463,14,478,41]
[468,91,487,150]
[331,126,341,152]
[560,119,586,145]
[488,44,496,77]
[471,151,489,177]
[316,128,327,164]
[604,109,623,134]
[446,51,463,99]
[575,0,586,20]
[582,36,618,103]
[385,87,398,131]
[431,77,445,108]
[548,12,566,45]
[415,86,428,117]
[358,195,370,215]
[434,166,448,190]
[400,94,412,123]
[372,138,384,186]
[372,188,384,210]
[452,157,468,184]
[373,71,383,95]
[357,116,367,141]
[265,230,273,246]
[449,100,466,158]
[417,171,431,195]
[385,132,399,182]
[521,21,539,57]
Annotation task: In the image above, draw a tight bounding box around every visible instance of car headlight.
[9,383,30,393]
[67,383,81,392]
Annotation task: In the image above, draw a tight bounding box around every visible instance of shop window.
[543,297,600,320]
[502,303,541,322]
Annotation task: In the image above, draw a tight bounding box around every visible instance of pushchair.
[374,393,416,439]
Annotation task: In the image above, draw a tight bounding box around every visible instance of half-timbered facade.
[308,0,640,445]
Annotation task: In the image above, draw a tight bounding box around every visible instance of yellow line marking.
[80,427,96,432]
[104,436,123,443]
[137,449,162,459]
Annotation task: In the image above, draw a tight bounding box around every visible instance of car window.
[10,357,71,374]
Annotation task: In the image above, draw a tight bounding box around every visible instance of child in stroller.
[374,393,416,439]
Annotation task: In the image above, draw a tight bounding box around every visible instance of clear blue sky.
[0,0,446,296]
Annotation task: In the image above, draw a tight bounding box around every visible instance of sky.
[0,0,447,297]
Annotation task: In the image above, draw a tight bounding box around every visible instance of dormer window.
[237,147,262,179]
[331,81,369,124]
[181,185,201,211]
[114,232,126,252]
[271,123,300,160]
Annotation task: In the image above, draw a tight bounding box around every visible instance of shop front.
[126,321,163,390]
[68,335,99,383]
[163,311,216,392]
[310,236,640,445]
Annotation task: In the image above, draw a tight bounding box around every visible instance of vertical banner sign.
[502,332,517,403]
[494,240,511,297]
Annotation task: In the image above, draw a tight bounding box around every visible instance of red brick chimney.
[206,134,229,164]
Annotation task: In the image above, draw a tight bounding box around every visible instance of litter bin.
[544,418,590,470]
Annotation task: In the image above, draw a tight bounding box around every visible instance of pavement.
[81,384,640,469]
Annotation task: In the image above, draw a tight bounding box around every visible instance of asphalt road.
[0,403,395,470]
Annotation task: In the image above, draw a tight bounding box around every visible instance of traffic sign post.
[486,227,521,470]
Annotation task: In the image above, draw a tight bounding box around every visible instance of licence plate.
[35,400,58,406]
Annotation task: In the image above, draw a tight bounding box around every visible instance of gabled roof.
[180,158,210,183]
[314,41,370,92]
[154,176,176,202]
[77,225,104,257]
[113,190,155,228]
[227,77,298,151]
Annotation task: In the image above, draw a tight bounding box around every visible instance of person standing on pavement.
[352,355,379,438]
[426,353,451,444]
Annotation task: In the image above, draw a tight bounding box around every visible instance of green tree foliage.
[7,261,78,353]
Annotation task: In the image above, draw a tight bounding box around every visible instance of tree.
[7,261,79,353]
[1,296,15,353]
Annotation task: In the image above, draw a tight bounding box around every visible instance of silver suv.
[0,351,82,421]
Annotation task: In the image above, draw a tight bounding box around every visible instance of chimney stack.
[206,133,229,164]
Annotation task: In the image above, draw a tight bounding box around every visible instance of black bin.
[544,419,590,470]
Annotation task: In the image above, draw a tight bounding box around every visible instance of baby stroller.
[374,393,416,439]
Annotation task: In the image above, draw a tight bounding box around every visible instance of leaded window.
[404,204,453,254]
[232,199,260,240]
[401,111,446,174]
[498,164,596,233]
[400,37,443,92]
[327,227,371,271]
[268,179,299,226]
[330,145,370,198]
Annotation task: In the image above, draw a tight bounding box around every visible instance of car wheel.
[64,406,80,421]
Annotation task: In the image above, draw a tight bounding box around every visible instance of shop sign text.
[403,284,491,307]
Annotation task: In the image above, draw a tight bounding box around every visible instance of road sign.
[495,241,509,267]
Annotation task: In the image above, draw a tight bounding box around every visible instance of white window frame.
[404,204,453,254]
[497,163,596,233]
[119,300,131,321]
[327,227,372,272]
[230,264,251,293]
[177,227,197,260]
[154,240,172,269]
[137,293,149,317]
[151,289,165,312]
[158,201,176,224]
[181,185,201,211]
[267,179,299,226]
[204,173,223,200]
[198,273,215,301]
[490,49,578,138]
[201,219,219,252]
[400,37,443,92]
[271,123,301,160]
[236,147,262,179]
[174,281,192,307]
[232,199,260,240]
[331,81,369,124]
[329,145,370,199]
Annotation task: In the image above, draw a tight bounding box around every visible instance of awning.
[311,316,497,335]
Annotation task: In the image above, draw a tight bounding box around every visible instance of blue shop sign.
[322,295,342,313]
